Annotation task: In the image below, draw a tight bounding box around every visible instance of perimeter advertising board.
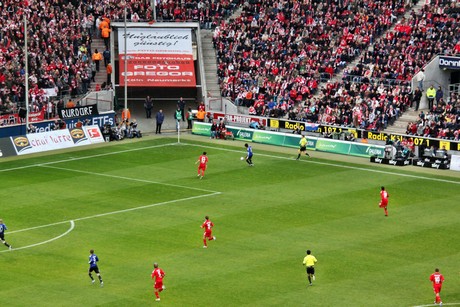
[450,155,460,172]
[268,118,320,132]
[0,137,17,158]
[210,112,267,126]
[0,112,115,138]
[10,126,104,156]
[191,122,385,158]
[226,127,253,141]
[118,28,196,87]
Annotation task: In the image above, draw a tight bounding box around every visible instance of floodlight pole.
[124,3,128,112]
[24,13,29,133]
[152,0,156,21]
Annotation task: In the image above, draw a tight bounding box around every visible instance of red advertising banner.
[119,54,195,87]
[0,111,45,126]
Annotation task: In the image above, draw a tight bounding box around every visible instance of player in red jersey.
[430,268,444,305]
[379,186,389,216]
[151,263,166,302]
[201,215,215,248]
[195,151,208,179]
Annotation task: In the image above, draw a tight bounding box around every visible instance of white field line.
[2,140,458,250]
[183,143,460,186]
[2,143,221,251]
[8,193,220,235]
[4,193,220,252]
[2,140,458,185]
[41,164,220,194]
[0,221,75,253]
[0,142,178,173]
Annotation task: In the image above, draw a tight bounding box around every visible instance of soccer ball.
[240,157,244,160]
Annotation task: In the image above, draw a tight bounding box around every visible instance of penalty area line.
[0,221,75,253]
[0,142,178,173]
[6,192,220,248]
[40,164,220,194]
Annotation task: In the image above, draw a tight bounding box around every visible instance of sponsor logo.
[71,129,85,139]
[254,135,272,141]
[283,121,304,131]
[374,158,383,163]
[367,147,384,156]
[70,128,88,144]
[236,130,252,138]
[122,70,194,77]
[0,150,2,157]
[86,128,102,138]
[404,160,411,165]
[435,159,442,164]
[389,160,397,165]
[432,163,440,169]
[416,161,425,167]
[439,56,460,68]
[318,144,336,149]
[90,115,114,127]
[12,136,32,153]
[14,137,29,147]
[367,132,388,141]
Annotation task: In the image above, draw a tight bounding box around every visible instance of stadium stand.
[212,0,408,120]
[0,0,458,136]
[212,0,459,132]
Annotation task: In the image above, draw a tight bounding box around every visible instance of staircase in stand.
[91,37,108,91]
[384,109,420,135]
[200,29,220,100]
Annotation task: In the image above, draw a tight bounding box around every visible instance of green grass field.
[1,136,460,307]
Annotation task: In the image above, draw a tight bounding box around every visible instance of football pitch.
[1,135,460,307]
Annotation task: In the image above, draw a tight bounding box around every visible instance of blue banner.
[0,112,115,138]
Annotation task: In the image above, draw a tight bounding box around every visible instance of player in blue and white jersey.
[88,249,104,286]
[244,143,254,166]
[0,219,12,250]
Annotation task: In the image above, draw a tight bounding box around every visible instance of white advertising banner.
[118,28,193,54]
[450,155,460,171]
[10,126,105,155]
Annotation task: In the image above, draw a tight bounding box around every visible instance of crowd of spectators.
[0,0,106,117]
[343,0,460,86]
[213,0,460,133]
[331,0,460,131]
[0,0,241,120]
[406,91,460,140]
[213,0,409,120]
[0,0,459,137]
[283,80,413,131]
[154,0,239,29]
